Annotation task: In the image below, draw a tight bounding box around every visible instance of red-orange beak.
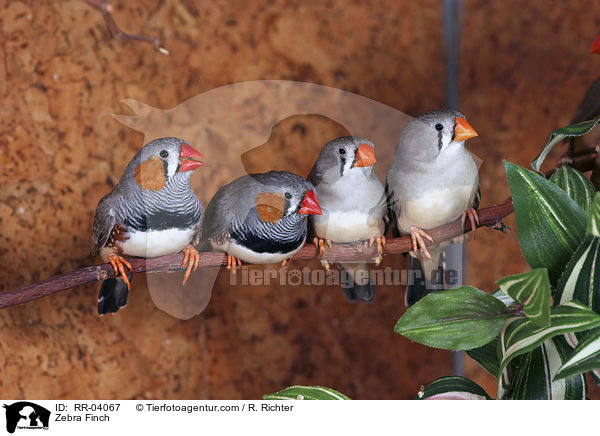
[454,117,478,142]
[298,190,322,215]
[353,143,376,168]
[590,34,600,54]
[179,142,205,172]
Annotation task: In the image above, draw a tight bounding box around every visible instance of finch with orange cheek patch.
[91,137,205,315]
[202,171,322,272]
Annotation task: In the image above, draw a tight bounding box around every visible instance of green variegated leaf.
[497,269,550,327]
[497,302,600,383]
[503,336,586,400]
[492,288,516,307]
[466,337,500,376]
[394,287,510,351]
[263,386,349,400]
[554,327,600,381]
[555,235,600,313]
[588,193,600,237]
[549,166,595,212]
[417,376,491,400]
[504,161,587,284]
[531,117,600,172]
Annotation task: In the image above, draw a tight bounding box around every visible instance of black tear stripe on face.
[163,159,170,177]
[340,155,346,177]
[437,130,444,151]
[231,229,306,254]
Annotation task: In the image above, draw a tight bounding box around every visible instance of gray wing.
[201,184,237,242]
[384,181,400,237]
[91,193,117,257]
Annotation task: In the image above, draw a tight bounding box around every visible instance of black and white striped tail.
[98,273,132,315]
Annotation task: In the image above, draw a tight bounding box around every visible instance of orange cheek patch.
[134,156,167,191]
[255,192,285,223]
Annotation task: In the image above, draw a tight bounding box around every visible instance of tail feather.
[98,273,132,315]
[339,263,374,303]
[405,256,445,307]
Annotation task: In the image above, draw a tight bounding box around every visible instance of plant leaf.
[503,336,586,399]
[554,327,600,381]
[394,287,510,351]
[549,166,595,213]
[497,301,600,383]
[497,269,550,327]
[263,385,349,400]
[555,235,600,313]
[588,192,600,237]
[531,117,600,172]
[504,161,587,284]
[417,376,491,400]
[466,337,501,376]
[492,288,516,306]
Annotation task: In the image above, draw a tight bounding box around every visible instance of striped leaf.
[555,235,600,313]
[554,327,600,381]
[531,117,600,172]
[417,376,491,400]
[492,288,516,307]
[394,287,510,351]
[504,161,587,284]
[263,386,349,400]
[497,269,550,327]
[588,192,600,237]
[502,336,586,400]
[549,166,595,213]
[497,301,600,384]
[466,337,501,376]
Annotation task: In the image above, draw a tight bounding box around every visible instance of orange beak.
[179,142,205,172]
[298,190,322,215]
[590,34,600,54]
[353,143,377,168]
[454,117,478,142]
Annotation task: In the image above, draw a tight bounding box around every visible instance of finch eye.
[338,148,346,155]
[435,123,444,131]
[284,192,292,200]
[159,150,169,158]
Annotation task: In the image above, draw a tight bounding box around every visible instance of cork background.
[0,0,599,399]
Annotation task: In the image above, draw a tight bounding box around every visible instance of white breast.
[312,210,383,242]
[120,228,195,258]
[211,238,305,264]
[397,186,473,232]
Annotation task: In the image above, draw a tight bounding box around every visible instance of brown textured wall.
[1,0,599,400]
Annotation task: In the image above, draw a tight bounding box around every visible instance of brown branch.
[0,197,513,310]
[1,150,596,310]
[83,0,169,55]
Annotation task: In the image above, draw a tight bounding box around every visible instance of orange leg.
[181,244,200,285]
[281,253,296,267]
[108,253,132,290]
[461,208,480,239]
[312,237,332,257]
[226,254,242,274]
[409,226,434,260]
[369,235,387,265]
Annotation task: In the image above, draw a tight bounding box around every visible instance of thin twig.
[0,197,513,309]
[83,0,169,55]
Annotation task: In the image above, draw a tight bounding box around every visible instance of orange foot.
[281,253,295,267]
[181,244,200,285]
[409,226,434,260]
[461,208,480,239]
[227,254,242,274]
[108,253,132,290]
[313,237,332,271]
[369,235,387,265]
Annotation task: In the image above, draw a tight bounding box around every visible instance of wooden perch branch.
[0,198,513,310]
[83,0,169,55]
[0,150,595,310]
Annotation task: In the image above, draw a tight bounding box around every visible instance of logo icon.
[3,402,50,434]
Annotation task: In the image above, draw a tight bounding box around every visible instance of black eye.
[159,150,169,158]
[338,148,346,155]
[284,192,292,200]
[435,123,444,131]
